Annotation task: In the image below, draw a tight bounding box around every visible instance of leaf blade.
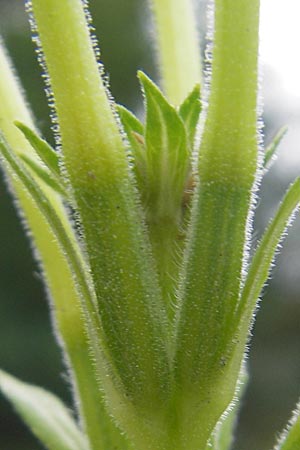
[0,370,88,450]
[237,178,300,322]
[117,105,146,185]
[15,120,61,177]
[178,83,201,149]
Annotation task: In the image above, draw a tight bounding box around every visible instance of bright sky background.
[260,0,300,170]
[260,0,300,99]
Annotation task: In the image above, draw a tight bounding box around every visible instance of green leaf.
[138,70,189,222]
[178,83,201,148]
[117,104,144,137]
[117,105,146,184]
[274,402,300,450]
[237,178,300,323]
[0,370,88,450]
[0,133,91,310]
[20,153,67,197]
[264,126,288,169]
[15,120,61,177]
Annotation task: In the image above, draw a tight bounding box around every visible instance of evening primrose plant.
[0,0,299,449]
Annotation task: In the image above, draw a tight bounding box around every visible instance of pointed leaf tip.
[14,120,61,177]
[138,71,190,221]
[179,84,201,148]
[264,125,288,169]
[117,104,146,186]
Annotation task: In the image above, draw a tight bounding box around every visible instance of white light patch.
[260,0,300,99]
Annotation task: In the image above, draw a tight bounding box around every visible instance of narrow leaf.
[20,153,67,197]
[15,120,61,177]
[178,84,201,149]
[117,105,144,136]
[237,178,300,322]
[138,70,189,221]
[274,401,300,450]
[0,370,88,450]
[264,126,288,168]
[117,105,146,184]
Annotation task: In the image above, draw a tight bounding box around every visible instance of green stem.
[149,219,184,324]
[151,0,202,105]
[30,0,171,447]
[173,0,260,447]
[0,41,128,450]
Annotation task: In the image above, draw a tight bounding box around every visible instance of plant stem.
[151,0,202,105]
[30,0,171,446]
[0,41,128,450]
[173,0,260,447]
[149,219,183,323]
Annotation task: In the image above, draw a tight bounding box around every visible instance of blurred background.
[0,1,299,449]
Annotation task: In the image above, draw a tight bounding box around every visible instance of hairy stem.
[151,0,202,105]
[173,1,260,448]
[30,0,172,447]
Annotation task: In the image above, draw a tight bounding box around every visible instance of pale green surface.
[0,370,88,450]
[151,0,202,105]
